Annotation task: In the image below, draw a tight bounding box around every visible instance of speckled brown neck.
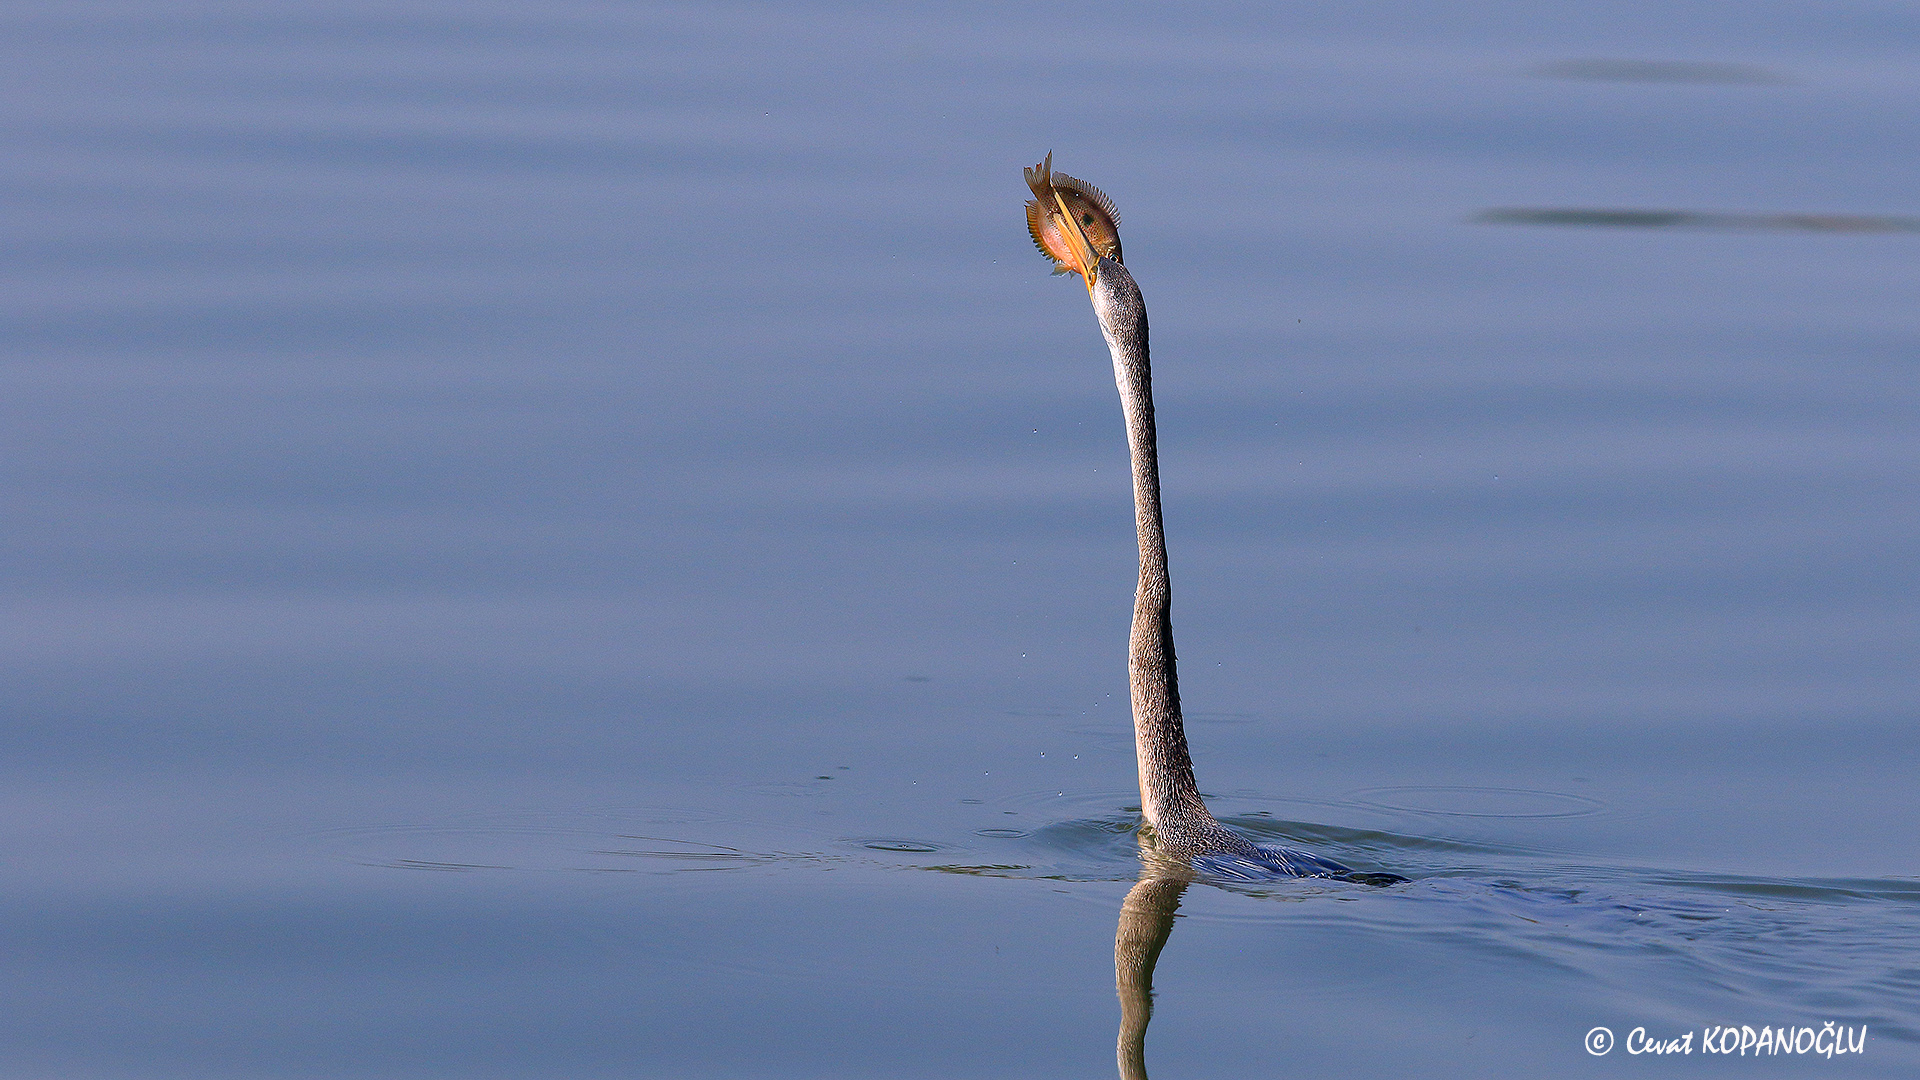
[1089,258,1254,859]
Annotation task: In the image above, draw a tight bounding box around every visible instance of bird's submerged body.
[1025,156,1403,887]
[1199,845,1383,884]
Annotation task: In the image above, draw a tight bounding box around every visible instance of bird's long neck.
[1091,260,1219,844]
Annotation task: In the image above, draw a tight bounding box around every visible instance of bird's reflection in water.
[1113,838,1403,1079]
[1115,849,1193,1080]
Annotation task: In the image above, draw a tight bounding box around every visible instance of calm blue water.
[3,3,1916,1076]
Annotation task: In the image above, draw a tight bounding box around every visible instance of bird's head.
[1024,152,1123,293]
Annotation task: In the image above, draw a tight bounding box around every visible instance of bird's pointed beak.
[1051,190,1101,291]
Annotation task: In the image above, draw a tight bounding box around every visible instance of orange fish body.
[1024,152,1123,278]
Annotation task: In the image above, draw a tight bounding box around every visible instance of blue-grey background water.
[3,2,1916,1076]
